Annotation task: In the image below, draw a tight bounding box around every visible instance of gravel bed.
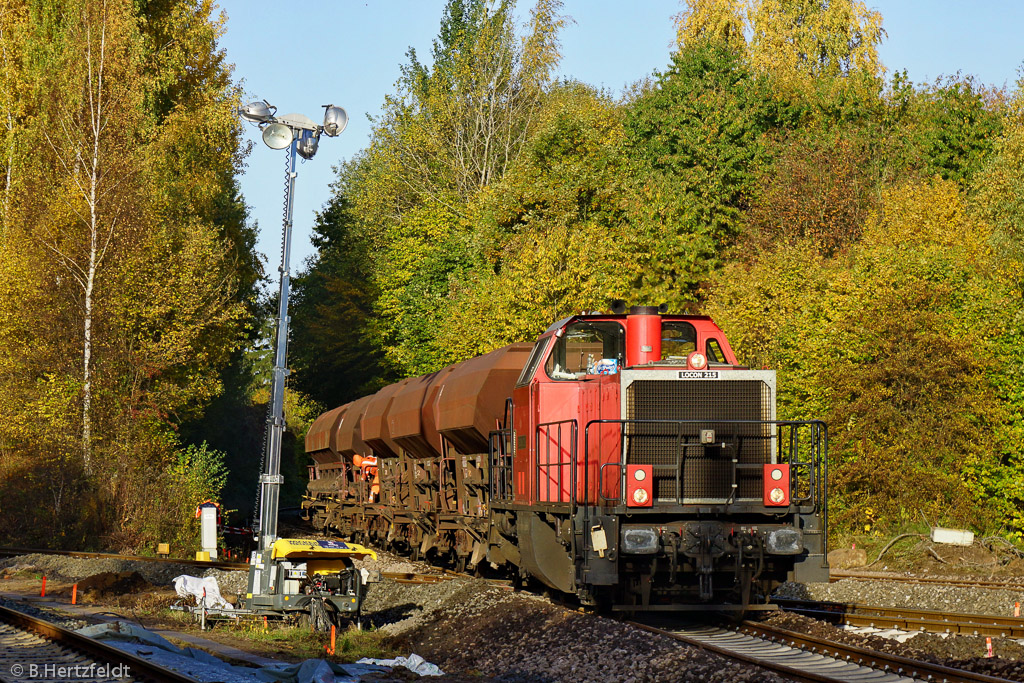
[1,554,207,586]
[362,576,785,682]
[776,578,1024,616]
[9,549,1024,681]
[0,594,91,630]
[201,569,250,596]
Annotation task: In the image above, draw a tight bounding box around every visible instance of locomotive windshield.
[661,321,697,360]
[546,321,624,380]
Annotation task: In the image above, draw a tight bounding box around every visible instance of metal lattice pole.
[256,138,298,553]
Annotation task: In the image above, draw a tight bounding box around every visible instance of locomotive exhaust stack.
[302,308,829,612]
[625,306,662,367]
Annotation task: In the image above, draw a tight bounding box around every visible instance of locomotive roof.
[543,313,715,334]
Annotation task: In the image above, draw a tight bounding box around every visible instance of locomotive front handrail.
[580,419,827,511]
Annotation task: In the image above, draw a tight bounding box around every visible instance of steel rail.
[739,620,1018,683]
[0,547,512,588]
[0,546,248,571]
[628,618,1018,683]
[0,603,200,683]
[831,570,1024,593]
[776,598,1024,638]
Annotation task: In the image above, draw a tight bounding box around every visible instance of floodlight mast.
[239,100,347,554]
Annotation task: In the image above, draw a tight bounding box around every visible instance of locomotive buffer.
[238,101,378,627]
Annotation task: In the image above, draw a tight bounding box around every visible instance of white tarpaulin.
[173,574,234,610]
[356,653,443,677]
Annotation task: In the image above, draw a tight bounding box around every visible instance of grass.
[224,620,398,662]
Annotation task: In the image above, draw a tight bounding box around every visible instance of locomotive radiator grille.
[625,379,772,502]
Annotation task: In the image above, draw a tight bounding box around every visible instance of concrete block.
[930,527,974,546]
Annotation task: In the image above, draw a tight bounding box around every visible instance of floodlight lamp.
[296,129,320,160]
[240,99,276,123]
[321,105,348,137]
[262,122,294,150]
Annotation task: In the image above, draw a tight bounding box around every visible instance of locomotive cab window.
[661,321,697,360]
[516,336,552,387]
[706,338,725,364]
[546,321,624,380]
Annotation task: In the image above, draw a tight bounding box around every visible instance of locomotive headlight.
[687,351,708,370]
[768,487,786,504]
[633,469,646,482]
[632,488,649,504]
[767,527,803,554]
[621,527,659,554]
[770,468,783,481]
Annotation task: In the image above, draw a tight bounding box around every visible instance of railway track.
[832,570,1024,594]
[0,545,514,589]
[0,546,247,572]
[0,602,198,683]
[630,618,1019,683]
[776,598,1024,638]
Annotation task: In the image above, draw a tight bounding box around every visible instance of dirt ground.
[833,533,1024,578]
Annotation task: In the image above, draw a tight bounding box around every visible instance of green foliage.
[907,75,1004,186]
[291,187,392,406]
[290,1,1024,541]
[708,179,1022,534]
[160,442,229,551]
[626,41,767,253]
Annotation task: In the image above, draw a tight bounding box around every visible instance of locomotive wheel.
[455,555,467,574]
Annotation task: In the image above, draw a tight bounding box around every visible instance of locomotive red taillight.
[763,464,790,506]
[626,465,653,507]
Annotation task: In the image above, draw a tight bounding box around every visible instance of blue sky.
[217,1,1024,276]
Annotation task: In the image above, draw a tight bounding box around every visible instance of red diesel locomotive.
[303,305,828,610]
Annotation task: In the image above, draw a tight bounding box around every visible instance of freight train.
[302,305,828,610]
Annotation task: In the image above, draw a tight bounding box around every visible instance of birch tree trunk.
[79,13,108,475]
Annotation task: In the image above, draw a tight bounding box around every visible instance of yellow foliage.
[861,177,991,267]
[749,0,885,87]
[675,0,748,52]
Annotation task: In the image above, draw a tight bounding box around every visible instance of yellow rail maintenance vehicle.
[244,538,380,627]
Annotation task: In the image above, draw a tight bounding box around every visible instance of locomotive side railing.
[535,419,578,505]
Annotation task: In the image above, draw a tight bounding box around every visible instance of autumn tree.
[0,0,254,550]
[741,125,878,256]
[434,82,631,360]
[748,0,885,95]
[707,179,1021,533]
[302,0,570,377]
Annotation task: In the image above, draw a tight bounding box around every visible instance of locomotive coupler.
[665,532,680,584]
[681,522,728,601]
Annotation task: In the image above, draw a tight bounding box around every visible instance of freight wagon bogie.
[303,305,829,610]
